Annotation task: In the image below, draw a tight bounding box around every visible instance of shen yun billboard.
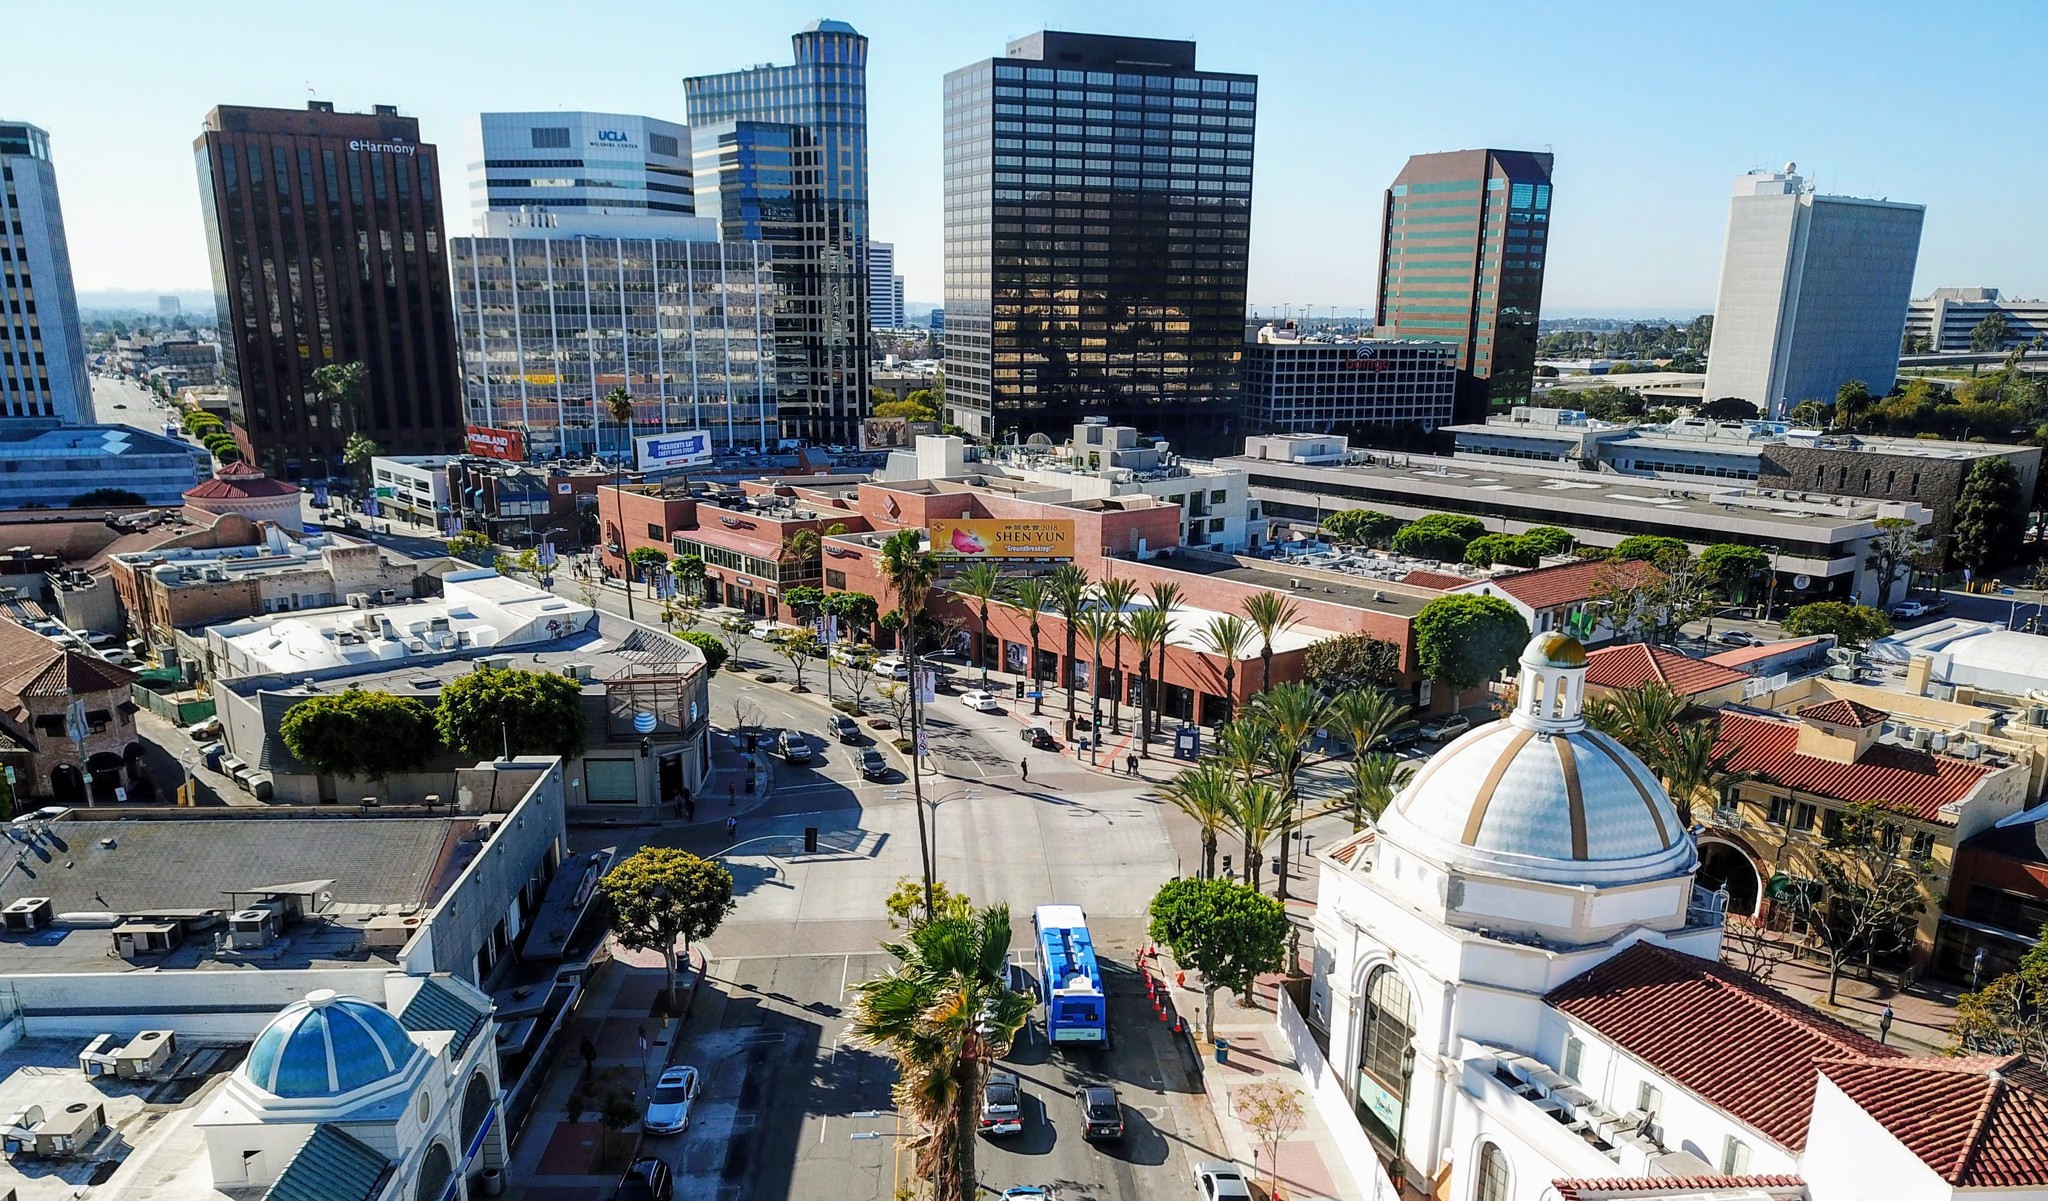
[929,519,1075,562]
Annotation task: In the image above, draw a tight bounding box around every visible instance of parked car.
[980,1069,1024,1136]
[777,729,813,763]
[613,1157,673,1201]
[829,644,872,668]
[1194,1161,1254,1200]
[1373,723,1421,751]
[1418,714,1470,742]
[859,747,890,780]
[1020,725,1058,750]
[873,656,911,680]
[188,717,223,742]
[642,1065,700,1134]
[1077,1084,1124,1140]
[1891,600,1930,620]
[1000,1190,1053,1200]
[959,689,1001,712]
[831,715,861,744]
[1716,629,1758,647]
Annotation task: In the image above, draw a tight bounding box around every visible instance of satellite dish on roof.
[1784,161,1797,174]
[1026,433,1053,449]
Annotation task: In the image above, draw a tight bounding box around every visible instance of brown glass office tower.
[942,32,1257,453]
[195,102,462,479]
[1374,149,1553,427]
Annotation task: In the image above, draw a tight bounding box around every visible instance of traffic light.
[1221,855,1234,879]
[1013,678,1025,699]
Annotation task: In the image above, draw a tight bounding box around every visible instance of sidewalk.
[1169,967,1370,1201]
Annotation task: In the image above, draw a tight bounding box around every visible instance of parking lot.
[650,951,1225,1201]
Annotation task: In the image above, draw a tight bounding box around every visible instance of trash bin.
[1079,736,1091,750]
[479,1168,505,1197]
[1214,1039,1230,1065]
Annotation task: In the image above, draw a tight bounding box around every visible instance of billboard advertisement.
[635,431,715,472]
[465,425,526,461]
[930,518,1075,561]
[860,416,939,450]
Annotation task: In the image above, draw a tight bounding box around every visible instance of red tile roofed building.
[1547,942,1901,1153]
[1551,1177,1808,1201]
[183,460,304,530]
[1585,643,1753,704]
[1706,636,1831,672]
[1453,557,1667,646]
[1807,1056,2048,1191]
[1702,708,2026,957]
[0,619,144,805]
[1401,568,1477,591]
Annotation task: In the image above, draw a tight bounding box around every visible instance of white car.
[959,690,1001,712]
[642,1065,700,1134]
[1194,1161,1254,1200]
[873,656,911,680]
[979,1069,1023,1136]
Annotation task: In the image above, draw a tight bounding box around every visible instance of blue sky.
[13,0,2045,316]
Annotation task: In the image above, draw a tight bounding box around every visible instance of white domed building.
[196,977,502,1201]
[1299,633,2048,1201]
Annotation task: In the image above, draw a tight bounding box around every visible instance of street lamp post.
[1392,1043,1417,1191]
[887,786,981,909]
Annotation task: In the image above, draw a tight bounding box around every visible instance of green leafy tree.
[1781,601,1892,649]
[1788,399,1832,428]
[783,585,827,621]
[1970,311,2013,353]
[779,628,823,689]
[69,488,146,508]
[1518,526,1575,556]
[1302,633,1403,694]
[1126,606,1171,757]
[678,630,728,672]
[1147,877,1289,1040]
[1834,379,1874,430]
[597,847,735,1008]
[1046,564,1092,738]
[1321,508,1402,548]
[1954,456,2027,573]
[342,432,381,493]
[626,546,668,590]
[436,667,589,761]
[311,360,366,432]
[1097,577,1138,734]
[883,877,971,930]
[1953,921,2048,1061]
[1463,533,1539,568]
[1698,544,1771,600]
[1145,581,1185,737]
[1346,753,1413,828]
[672,553,706,601]
[952,561,1005,683]
[1250,681,1332,900]
[848,903,1032,1201]
[1011,576,1048,716]
[1864,516,1924,604]
[1799,801,1931,1005]
[1610,535,1691,567]
[822,589,880,635]
[1240,590,1302,695]
[1196,613,1256,723]
[446,530,493,564]
[1697,397,1761,421]
[279,691,440,796]
[1391,513,1487,561]
[873,396,939,421]
[1161,761,1235,879]
[1412,594,1529,692]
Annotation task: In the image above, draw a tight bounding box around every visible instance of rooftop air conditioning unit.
[347,593,371,609]
[560,663,594,683]
[228,909,277,950]
[1289,579,1301,589]
[480,655,512,671]
[2,897,53,932]
[1827,665,1856,681]
[377,589,398,604]
[1958,741,1983,760]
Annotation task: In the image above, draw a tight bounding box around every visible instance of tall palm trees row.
[1161,683,1417,899]
[947,565,1310,752]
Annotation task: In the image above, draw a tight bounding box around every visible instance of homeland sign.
[465,425,526,461]
[635,431,714,472]
[930,518,1075,562]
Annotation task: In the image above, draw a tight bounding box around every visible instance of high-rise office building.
[0,121,89,425]
[942,32,1257,452]
[195,102,463,478]
[868,240,905,328]
[685,19,869,446]
[1374,149,1553,427]
[468,112,692,226]
[451,210,776,457]
[1703,165,1924,417]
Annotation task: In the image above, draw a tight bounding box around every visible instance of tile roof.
[1796,698,1890,728]
[1818,1054,2048,1186]
[1550,1176,1807,1201]
[1703,636,1826,669]
[1546,942,1900,1150]
[186,460,300,500]
[1466,557,1666,610]
[263,1123,392,1201]
[1714,710,1996,823]
[1323,828,1376,867]
[399,976,491,1056]
[0,620,135,723]
[1585,644,1751,697]
[1400,569,1476,591]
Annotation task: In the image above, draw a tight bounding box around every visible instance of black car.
[1020,725,1058,750]
[831,715,861,744]
[860,747,890,779]
[1078,1084,1124,1140]
[614,1157,673,1201]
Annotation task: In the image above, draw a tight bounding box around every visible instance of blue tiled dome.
[243,990,416,1098]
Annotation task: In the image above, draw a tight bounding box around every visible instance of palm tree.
[1125,607,1170,758]
[1162,761,1235,879]
[1196,614,1256,724]
[1346,753,1413,829]
[1252,682,1333,902]
[341,432,381,498]
[954,561,1006,684]
[1145,581,1184,736]
[1240,591,1303,695]
[1213,717,1271,793]
[848,903,1034,1201]
[1011,576,1048,716]
[1227,781,1290,892]
[1656,717,1753,826]
[602,386,637,621]
[1046,565,1092,739]
[1329,688,1413,762]
[1096,577,1138,734]
[879,527,941,913]
[1076,607,1118,740]
[1583,681,1686,766]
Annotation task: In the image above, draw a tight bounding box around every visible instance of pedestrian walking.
[683,795,696,822]
[727,781,737,808]
[578,1035,597,1079]
[1126,752,1139,777]
[1020,758,1029,782]
[725,815,738,843]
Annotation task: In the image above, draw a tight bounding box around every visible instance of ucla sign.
[596,130,629,142]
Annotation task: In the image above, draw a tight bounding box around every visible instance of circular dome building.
[240,989,419,1102]
[1375,632,1696,889]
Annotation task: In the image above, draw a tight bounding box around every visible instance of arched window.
[1475,1142,1510,1201]
[1352,965,1417,1147]
[461,1071,496,1148]
[415,1143,452,1201]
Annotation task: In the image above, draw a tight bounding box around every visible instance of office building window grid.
[1240,342,1457,434]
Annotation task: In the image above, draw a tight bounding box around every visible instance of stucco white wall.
[1802,1074,1956,1201]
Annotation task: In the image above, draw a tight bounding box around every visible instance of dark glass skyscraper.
[685,20,869,446]
[1374,149,1553,427]
[195,102,463,478]
[942,32,1257,453]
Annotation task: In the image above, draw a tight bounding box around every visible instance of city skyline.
[12,0,2048,313]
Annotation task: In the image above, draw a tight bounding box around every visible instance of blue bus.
[1033,904,1108,1047]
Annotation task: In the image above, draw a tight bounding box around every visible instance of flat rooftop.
[1153,556,1439,619]
[0,815,475,975]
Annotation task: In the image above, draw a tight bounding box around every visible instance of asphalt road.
[652,951,1222,1201]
